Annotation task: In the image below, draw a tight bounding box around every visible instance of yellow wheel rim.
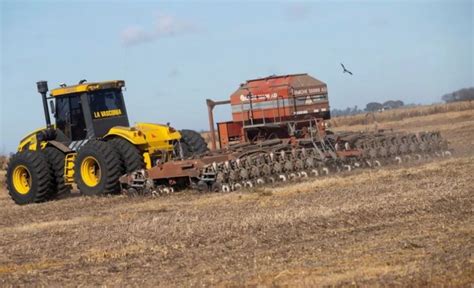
[80,156,101,187]
[12,165,32,195]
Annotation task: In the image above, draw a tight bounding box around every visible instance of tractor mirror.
[49,100,55,114]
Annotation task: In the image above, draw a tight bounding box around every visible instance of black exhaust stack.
[36,81,51,129]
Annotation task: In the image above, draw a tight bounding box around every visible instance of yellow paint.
[105,122,181,159]
[105,126,147,145]
[12,165,31,195]
[50,80,125,97]
[143,152,152,169]
[17,127,51,151]
[64,153,76,184]
[18,127,42,151]
[80,156,101,187]
[104,123,182,168]
[135,122,181,156]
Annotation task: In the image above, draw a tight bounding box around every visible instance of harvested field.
[0,107,473,286]
[328,100,474,127]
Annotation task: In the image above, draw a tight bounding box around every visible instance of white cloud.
[121,26,154,46]
[121,13,197,46]
[285,3,311,21]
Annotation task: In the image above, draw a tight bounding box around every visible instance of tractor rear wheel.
[179,129,209,158]
[6,150,54,205]
[108,138,144,173]
[44,146,71,199]
[74,140,122,196]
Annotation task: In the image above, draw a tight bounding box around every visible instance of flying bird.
[340,63,353,75]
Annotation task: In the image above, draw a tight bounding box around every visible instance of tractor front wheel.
[6,150,54,205]
[74,140,122,196]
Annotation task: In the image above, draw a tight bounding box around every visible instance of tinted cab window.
[89,89,125,119]
[55,94,87,141]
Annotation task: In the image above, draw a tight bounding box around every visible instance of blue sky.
[1,0,473,153]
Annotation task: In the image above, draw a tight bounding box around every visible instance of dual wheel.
[7,139,142,204]
[179,129,209,158]
[6,147,70,205]
[74,138,143,196]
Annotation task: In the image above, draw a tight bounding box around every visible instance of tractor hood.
[105,123,181,152]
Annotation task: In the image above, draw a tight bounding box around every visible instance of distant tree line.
[365,100,404,112]
[331,100,405,116]
[441,87,474,103]
[331,106,361,117]
[331,86,473,117]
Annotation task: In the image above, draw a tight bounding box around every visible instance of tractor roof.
[243,73,326,88]
[230,73,327,99]
[50,80,125,97]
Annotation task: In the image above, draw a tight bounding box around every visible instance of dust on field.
[0,107,473,287]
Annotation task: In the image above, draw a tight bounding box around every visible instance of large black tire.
[179,129,209,158]
[43,146,71,199]
[74,140,122,196]
[107,138,144,173]
[6,150,54,205]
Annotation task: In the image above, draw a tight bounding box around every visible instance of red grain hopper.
[207,74,331,149]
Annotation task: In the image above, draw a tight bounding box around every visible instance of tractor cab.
[49,80,129,143]
[7,79,209,205]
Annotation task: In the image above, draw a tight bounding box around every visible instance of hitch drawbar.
[119,153,237,195]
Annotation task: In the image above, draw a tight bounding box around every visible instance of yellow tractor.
[6,80,208,204]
